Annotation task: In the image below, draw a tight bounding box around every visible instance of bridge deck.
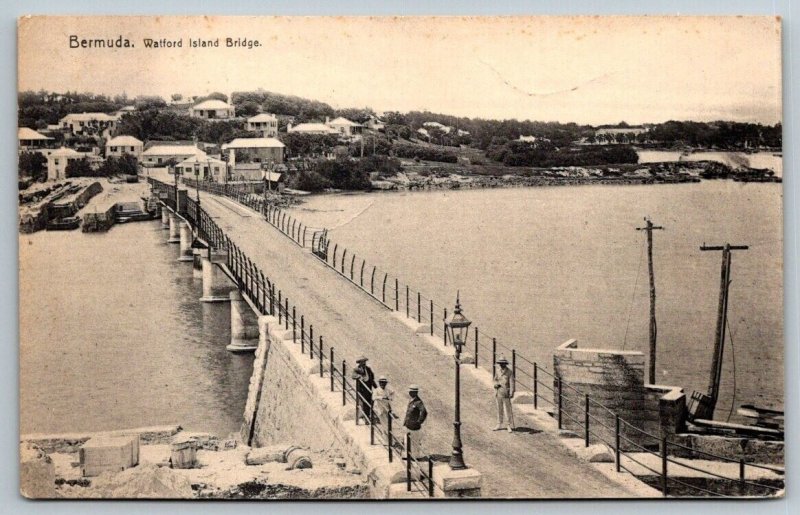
[199,191,638,498]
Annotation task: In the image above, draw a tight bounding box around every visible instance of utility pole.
[700,243,748,418]
[636,217,663,384]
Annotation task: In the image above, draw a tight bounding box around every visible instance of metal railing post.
[387,408,394,463]
[355,381,361,425]
[395,278,399,311]
[300,316,305,353]
[342,360,347,406]
[310,328,315,359]
[292,307,296,343]
[330,347,335,392]
[417,292,421,322]
[492,338,497,376]
[406,285,409,318]
[430,300,434,336]
[319,336,324,377]
[277,290,282,324]
[661,436,668,497]
[428,457,434,497]
[584,394,590,447]
[369,397,375,445]
[284,298,289,330]
[474,327,479,368]
[739,458,746,495]
[406,433,412,492]
[557,377,563,429]
[615,415,621,472]
[533,363,538,409]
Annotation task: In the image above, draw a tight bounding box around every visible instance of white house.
[46,147,83,181]
[59,112,119,138]
[175,155,227,182]
[246,113,279,137]
[105,135,144,159]
[287,122,338,135]
[364,116,385,131]
[189,99,235,120]
[326,117,363,138]
[140,144,206,167]
[18,127,52,150]
[222,138,285,165]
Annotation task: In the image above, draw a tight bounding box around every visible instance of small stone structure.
[80,435,140,477]
[553,339,686,450]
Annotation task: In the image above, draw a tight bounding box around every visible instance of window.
[157,158,163,164]
[54,159,59,166]
[130,146,135,152]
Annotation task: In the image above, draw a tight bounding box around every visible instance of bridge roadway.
[197,190,637,498]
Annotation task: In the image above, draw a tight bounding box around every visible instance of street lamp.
[193,160,201,206]
[446,291,471,470]
[172,163,180,211]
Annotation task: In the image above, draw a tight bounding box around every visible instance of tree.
[100,154,139,176]
[18,151,47,181]
[65,158,96,178]
[237,101,260,117]
[134,95,167,110]
[171,93,183,102]
[314,157,371,190]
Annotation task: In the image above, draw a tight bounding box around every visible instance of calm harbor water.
[19,177,783,435]
[19,220,252,436]
[290,180,783,419]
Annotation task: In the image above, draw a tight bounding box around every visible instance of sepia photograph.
[17,15,784,500]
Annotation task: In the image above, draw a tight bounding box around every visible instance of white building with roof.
[141,144,206,167]
[287,122,338,135]
[105,135,144,159]
[246,113,279,137]
[175,154,227,182]
[222,138,285,166]
[326,116,363,137]
[46,147,83,181]
[18,127,53,150]
[189,100,235,120]
[59,112,119,137]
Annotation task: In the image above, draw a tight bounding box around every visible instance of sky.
[17,16,783,125]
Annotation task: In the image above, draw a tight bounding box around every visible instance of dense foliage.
[18,90,127,128]
[279,133,341,158]
[487,140,639,167]
[114,111,255,145]
[231,90,335,121]
[391,142,458,163]
[18,151,47,181]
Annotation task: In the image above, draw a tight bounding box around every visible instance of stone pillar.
[167,213,180,243]
[161,207,170,229]
[200,250,235,302]
[432,464,483,498]
[192,248,204,278]
[177,222,193,262]
[228,290,259,352]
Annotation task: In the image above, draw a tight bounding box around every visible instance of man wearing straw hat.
[493,355,515,432]
[351,355,377,424]
[403,385,428,459]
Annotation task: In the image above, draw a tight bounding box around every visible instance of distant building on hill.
[189,99,235,120]
[246,113,279,137]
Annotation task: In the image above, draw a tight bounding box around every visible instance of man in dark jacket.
[351,355,377,424]
[403,385,428,459]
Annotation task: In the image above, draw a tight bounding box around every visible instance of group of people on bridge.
[349,352,517,460]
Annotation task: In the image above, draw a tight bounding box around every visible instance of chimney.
[287,122,293,132]
[325,116,330,125]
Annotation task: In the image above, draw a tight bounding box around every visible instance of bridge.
[145,175,783,499]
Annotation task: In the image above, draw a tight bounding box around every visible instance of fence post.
[395,278,399,311]
[284,298,289,330]
[330,347,335,392]
[319,336,324,377]
[443,308,448,345]
[300,316,305,353]
[739,458,746,495]
[371,267,376,294]
[615,415,621,472]
[355,380,361,425]
[387,408,393,463]
[533,363,538,409]
[405,286,409,318]
[350,254,355,280]
[584,394,590,447]
[406,433,412,492]
[431,299,433,336]
[310,328,315,359]
[277,290,282,324]
[512,350,517,386]
[369,397,375,445]
[428,457,434,497]
[382,274,388,303]
[474,327,479,368]
[661,436,668,497]
[492,338,497,377]
[360,260,365,287]
[417,292,421,322]
[292,307,297,343]
[557,377,563,430]
[341,249,347,274]
[341,360,347,405]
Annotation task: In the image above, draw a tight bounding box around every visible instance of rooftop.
[18,127,51,140]
[223,138,285,149]
[192,99,233,111]
[328,117,360,127]
[142,145,205,156]
[248,113,278,122]
[60,112,118,122]
[106,135,143,146]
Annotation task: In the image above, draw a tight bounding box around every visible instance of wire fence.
[153,177,785,498]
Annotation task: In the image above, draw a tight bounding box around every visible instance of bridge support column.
[200,250,234,302]
[167,213,180,243]
[192,249,203,278]
[177,222,193,261]
[161,208,169,229]
[227,290,259,352]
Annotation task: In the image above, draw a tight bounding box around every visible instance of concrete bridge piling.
[167,213,180,243]
[161,208,169,229]
[200,250,236,303]
[177,222,193,262]
[228,290,260,352]
[192,248,204,278]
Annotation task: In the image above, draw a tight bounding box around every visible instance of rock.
[558,429,580,439]
[222,439,238,450]
[246,445,288,465]
[20,443,56,499]
[63,464,193,499]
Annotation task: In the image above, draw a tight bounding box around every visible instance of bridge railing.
[166,181,439,497]
[169,178,784,498]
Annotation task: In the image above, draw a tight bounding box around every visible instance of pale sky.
[18,16,782,125]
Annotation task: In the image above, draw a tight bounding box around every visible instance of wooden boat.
[46,216,80,231]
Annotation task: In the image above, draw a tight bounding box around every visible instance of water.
[289,181,783,419]
[19,220,252,436]
[637,150,783,177]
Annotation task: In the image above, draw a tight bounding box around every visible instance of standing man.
[351,355,377,424]
[403,385,428,459]
[493,356,515,432]
[373,376,395,427]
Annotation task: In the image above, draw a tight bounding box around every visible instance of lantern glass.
[447,295,471,351]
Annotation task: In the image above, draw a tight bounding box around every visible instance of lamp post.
[193,160,201,206]
[172,163,180,211]
[446,291,471,470]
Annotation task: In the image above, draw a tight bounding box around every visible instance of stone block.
[170,436,198,469]
[432,463,482,497]
[20,443,56,499]
[80,435,139,477]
